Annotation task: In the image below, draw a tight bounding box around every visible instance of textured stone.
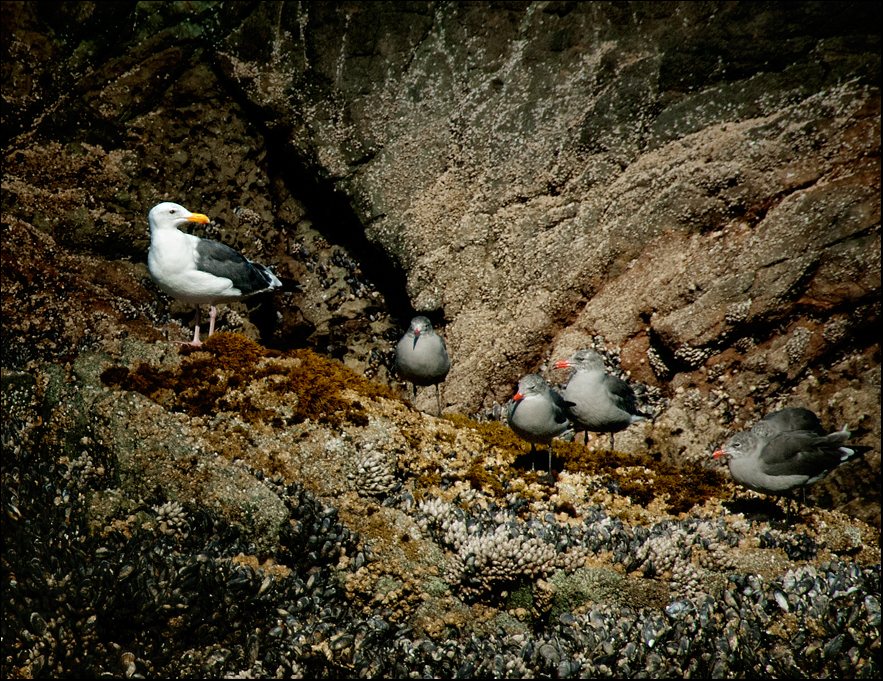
[1,0,879,620]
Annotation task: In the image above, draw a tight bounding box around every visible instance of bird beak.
[513,392,524,402]
[712,450,725,459]
[553,360,572,370]
[187,212,210,224]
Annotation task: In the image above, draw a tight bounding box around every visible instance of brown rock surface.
[3,0,877,522]
[1,3,880,676]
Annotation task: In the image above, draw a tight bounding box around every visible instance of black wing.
[550,390,577,425]
[760,407,823,435]
[195,239,277,295]
[602,374,648,417]
[759,431,849,478]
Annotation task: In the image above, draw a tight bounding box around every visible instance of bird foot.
[173,339,203,347]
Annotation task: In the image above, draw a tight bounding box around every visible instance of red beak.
[712,450,725,459]
[553,360,572,370]
[513,392,525,402]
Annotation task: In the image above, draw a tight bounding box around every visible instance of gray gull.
[553,349,649,450]
[713,409,859,515]
[752,406,823,439]
[507,373,573,472]
[394,315,450,416]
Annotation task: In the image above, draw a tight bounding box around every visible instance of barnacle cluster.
[673,343,714,369]
[733,335,756,352]
[823,315,850,344]
[646,345,670,379]
[785,325,813,365]
[416,497,589,599]
[724,299,752,324]
[152,500,190,537]
[4,436,881,678]
[348,448,399,496]
[634,520,738,598]
[681,387,705,412]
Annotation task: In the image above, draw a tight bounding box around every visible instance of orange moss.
[401,428,424,451]
[202,331,273,369]
[101,335,721,514]
[101,333,392,428]
[434,414,720,513]
[465,457,505,496]
[442,414,529,461]
[414,469,443,494]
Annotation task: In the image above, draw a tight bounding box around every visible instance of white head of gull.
[147,202,282,346]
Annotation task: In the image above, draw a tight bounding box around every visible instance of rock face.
[4,0,878,516]
[217,1,881,406]
[1,2,881,677]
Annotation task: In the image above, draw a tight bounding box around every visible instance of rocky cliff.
[2,2,880,677]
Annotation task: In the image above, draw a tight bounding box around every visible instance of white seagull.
[147,202,282,346]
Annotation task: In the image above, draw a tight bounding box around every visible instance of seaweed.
[101,333,393,428]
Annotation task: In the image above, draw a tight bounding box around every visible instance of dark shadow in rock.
[511,450,559,481]
[245,294,289,347]
[212,63,433,345]
[723,497,786,522]
[266,133,418,327]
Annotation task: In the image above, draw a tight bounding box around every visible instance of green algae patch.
[465,456,505,496]
[559,442,722,515]
[442,413,529,461]
[100,332,396,428]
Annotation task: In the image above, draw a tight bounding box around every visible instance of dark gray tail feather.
[840,445,874,463]
[277,276,303,292]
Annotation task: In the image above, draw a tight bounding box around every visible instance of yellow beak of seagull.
[187,212,210,224]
